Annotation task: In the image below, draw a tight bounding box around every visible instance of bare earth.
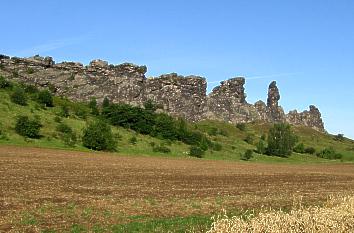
[0,146,354,231]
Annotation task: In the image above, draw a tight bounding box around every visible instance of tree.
[37,89,53,107]
[266,123,297,157]
[88,98,99,115]
[82,120,116,151]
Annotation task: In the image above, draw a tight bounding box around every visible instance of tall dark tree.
[88,98,99,115]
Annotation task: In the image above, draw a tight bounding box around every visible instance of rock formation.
[0,54,325,132]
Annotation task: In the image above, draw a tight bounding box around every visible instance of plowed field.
[1,146,354,232]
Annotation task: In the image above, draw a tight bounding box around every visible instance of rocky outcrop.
[0,54,325,131]
[286,105,325,132]
[205,78,259,123]
[266,81,286,122]
[144,73,207,121]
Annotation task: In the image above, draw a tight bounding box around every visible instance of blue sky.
[1,0,354,138]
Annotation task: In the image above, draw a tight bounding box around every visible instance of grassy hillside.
[0,77,353,163]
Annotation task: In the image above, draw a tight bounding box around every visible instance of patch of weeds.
[145,197,157,206]
[152,144,171,153]
[81,207,93,219]
[70,224,86,233]
[92,224,107,233]
[103,210,113,218]
[111,215,212,233]
[191,201,202,210]
[20,212,37,225]
[26,67,35,74]
[42,229,57,233]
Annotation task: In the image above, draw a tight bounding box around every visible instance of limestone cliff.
[0,55,325,132]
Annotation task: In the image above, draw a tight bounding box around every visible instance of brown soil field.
[0,146,354,232]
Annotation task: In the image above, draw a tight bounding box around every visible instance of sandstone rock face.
[254,100,268,121]
[0,55,325,131]
[266,81,286,122]
[205,78,259,123]
[144,73,207,121]
[286,105,325,132]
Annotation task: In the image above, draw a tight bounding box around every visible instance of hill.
[0,75,353,163]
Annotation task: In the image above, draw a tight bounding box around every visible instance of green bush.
[149,141,156,148]
[256,140,266,154]
[56,123,72,134]
[54,116,62,123]
[211,142,222,151]
[152,144,171,153]
[74,106,88,119]
[266,123,297,157]
[129,135,137,145]
[0,76,12,89]
[0,122,4,139]
[207,127,218,136]
[293,143,305,153]
[82,120,116,151]
[59,105,70,118]
[241,149,253,161]
[189,146,204,158]
[37,89,53,107]
[15,115,42,138]
[21,83,39,94]
[334,134,345,141]
[56,123,77,147]
[236,123,246,131]
[316,147,342,160]
[102,97,110,109]
[244,134,255,145]
[10,87,27,106]
[304,147,316,155]
[143,99,158,112]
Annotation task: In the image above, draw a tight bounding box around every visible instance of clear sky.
[1,0,354,139]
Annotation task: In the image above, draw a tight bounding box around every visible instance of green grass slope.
[0,82,353,163]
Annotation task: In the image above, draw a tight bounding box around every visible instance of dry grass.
[207,196,354,233]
